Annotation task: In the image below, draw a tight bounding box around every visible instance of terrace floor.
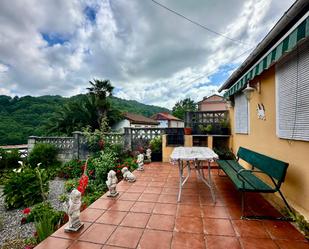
[35,162,309,249]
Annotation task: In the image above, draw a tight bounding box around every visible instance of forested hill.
[0,95,169,145]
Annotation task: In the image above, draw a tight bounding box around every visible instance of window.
[276,42,309,141]
[234,92,249,134]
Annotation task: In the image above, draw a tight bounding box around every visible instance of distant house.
[151,113,184,128]
[112,113,159,132]
[197,94,228,111]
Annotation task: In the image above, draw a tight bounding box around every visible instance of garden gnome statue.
[146,148,152,162]
[137,153,144,171]
[65,189,84,232]
[121,167,136,182]
[106,170,119,197]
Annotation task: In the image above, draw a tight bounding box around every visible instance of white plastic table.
[170,147,218,202]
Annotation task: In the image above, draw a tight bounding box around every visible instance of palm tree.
[87,79,114,126]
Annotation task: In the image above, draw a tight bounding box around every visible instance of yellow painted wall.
[229,66,309,220]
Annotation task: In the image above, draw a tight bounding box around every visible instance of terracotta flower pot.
[184,128,192,135]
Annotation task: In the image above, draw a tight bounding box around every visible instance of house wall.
[229,66,309,220]
[157,120,168,128]
[112,119,130,132]
[170,120,185,128]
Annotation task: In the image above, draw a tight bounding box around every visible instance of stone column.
[27,136,38,153]
[72,131,82,159]
[124,128,131,151]
[207,135,213,149]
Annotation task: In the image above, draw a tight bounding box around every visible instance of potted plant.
[149,136,162,162]
[184,127,192,135]
[220,118,230,135]
[198,124,213,134]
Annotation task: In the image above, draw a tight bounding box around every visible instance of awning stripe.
[224,17,309,98]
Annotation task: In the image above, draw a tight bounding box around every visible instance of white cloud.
[0,0,295,108]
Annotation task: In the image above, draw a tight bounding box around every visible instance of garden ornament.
[106,170,119,197]
[145,148,152,163]
[121,167,136,182]
[137,153,144,171]
[64,189,84,232]
[257,103,266,120]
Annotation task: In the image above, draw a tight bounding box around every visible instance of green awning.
[224,16,309,98]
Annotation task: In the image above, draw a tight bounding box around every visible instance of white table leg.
[177,160,191,202]
[196,160,216,203]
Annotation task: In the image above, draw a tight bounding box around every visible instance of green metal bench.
[217,147,292,219]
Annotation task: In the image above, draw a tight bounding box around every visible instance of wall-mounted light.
[242,81,260,100]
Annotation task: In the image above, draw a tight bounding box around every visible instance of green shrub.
[28,143,59,168]
[0,214,3,231]
[149,136,162,153]
[122,157,138,171]
[26,202,64,226]
[92,150,118,184]
[3,168,49,209]
[35,213,55,243]
[0,149,20,170]
[64,179,79,192]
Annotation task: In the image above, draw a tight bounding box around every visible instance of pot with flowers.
[149,136,162,162]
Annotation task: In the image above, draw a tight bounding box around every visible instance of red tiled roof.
[151,112,182,121]
[123,113,159,125]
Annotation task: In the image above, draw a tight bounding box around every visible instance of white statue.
[137,153,144,171]
[64,189,84,232]
[106,170,119,197]
[146,148,152,162]
[121,167,136,182]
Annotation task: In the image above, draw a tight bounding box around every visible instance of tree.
[172,98,197,120]
[87,79,114,126]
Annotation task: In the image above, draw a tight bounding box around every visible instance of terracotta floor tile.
[138,193,160,202]
[201,206,229,219]
[119,192,141,201]
[153,203,177,215]
[177,204,202,217]
[120,212,150,228]
[147,214,175,231]
[148,181,165,187]
[34,237,73,249]
[144,186,163,194]
[108,200,135,211]
[203,218,235,236]
[114,184,130,192]
[138,229,172,249]
[133,181,149,186]
[131,201,156,213]
[206,235,241,249]
[158,194,178,204]
[68,241,102,249]
[263,221,306,240]
[89,198,116,209]
[102,246,124,249]
[171,232,206,249]
[96,210,127,225]
[275,240,309,249]
[80,208,105,222]
[126,185,146,193]
[51,222,91,240]
[161,187,179,195]
[79,223,116,244]
[240,237,280,249]
[175,216,204,233]
[106,226,143,248]
[232,220,270,238]
[179,194,200,204]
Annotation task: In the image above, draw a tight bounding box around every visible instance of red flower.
[89,170,94,175]
[23,207,31,215]
[77,174,89,195]
[21,217,27,225]
[117,170,120,173]
[33,231,38,238]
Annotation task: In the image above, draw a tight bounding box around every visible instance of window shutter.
[234,93,248,134]
[276,42,309,141]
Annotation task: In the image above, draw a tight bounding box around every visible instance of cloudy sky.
[0,0,295,108]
